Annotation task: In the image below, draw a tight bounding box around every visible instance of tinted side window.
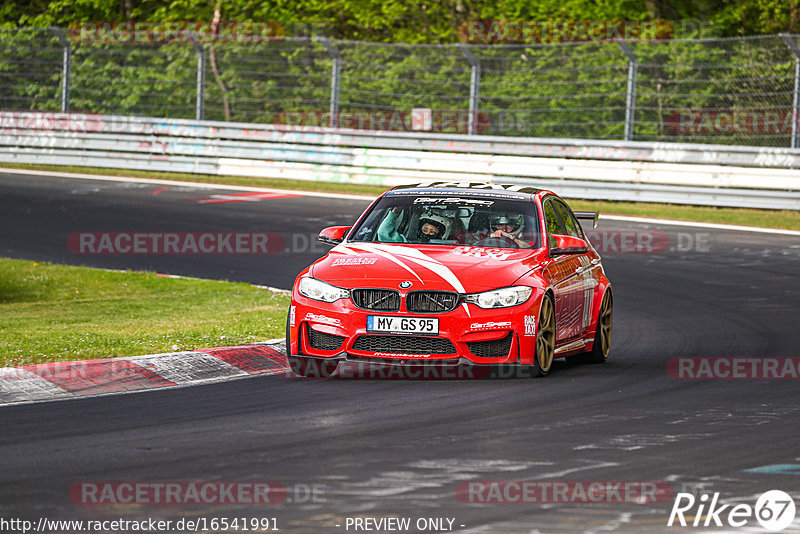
[543,200,563,248]
[552,199,582,238]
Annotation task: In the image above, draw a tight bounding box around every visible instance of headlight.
[465,286,532,309]
[298,277,349,303]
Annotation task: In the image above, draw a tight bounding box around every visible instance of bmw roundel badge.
[399,281,412,289]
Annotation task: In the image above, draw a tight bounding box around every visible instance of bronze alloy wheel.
[568,290,613,364]
[533,295,555,376]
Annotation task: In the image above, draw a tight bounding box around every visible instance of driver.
[489,214,531,248]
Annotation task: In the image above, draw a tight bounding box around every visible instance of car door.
[550,198,597,340]
[541,197,585,342]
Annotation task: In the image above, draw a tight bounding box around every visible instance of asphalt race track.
[0,172,369,287]
[2,171,800,533]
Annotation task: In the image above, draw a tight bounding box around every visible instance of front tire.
[285,311,339,377]
[532,294,556,376]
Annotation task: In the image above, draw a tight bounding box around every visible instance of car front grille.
[406,291,460,313]
[352,335,456,355]
[351,289,401,311]
[307,327,345,351]
[467,333,514,358]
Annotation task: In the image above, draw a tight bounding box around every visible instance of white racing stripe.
[335,244,424,283]
[346,243,466,292]
[342,243,472,317]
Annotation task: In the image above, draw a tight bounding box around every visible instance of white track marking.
[0,167,374,201]
[602,214,800,236]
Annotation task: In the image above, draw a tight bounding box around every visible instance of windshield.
[349,191,541,249]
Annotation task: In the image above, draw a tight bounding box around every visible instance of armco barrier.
[1,112,799,210]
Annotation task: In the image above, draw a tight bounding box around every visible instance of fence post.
[190,41,206,121]
[458,44,481,135]
[781,33,800,149]
[316,37,341,128]
[616,41,638,142]
[48,27,71,113]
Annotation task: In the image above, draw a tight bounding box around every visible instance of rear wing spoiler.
[574,211,599,229]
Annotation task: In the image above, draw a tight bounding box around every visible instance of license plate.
[367,316,439,335]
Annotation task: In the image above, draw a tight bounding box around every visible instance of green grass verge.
[0,258,290,367]
[1,162,799,230]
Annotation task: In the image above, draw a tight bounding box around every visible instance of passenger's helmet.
[418,212,451,241]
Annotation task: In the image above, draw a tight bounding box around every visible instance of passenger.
[416,213,450,243]
[376,207,407,242]
[376,208,452,243]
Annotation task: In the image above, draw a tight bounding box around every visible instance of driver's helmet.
[490,213,524,238]
[418,212,452,242]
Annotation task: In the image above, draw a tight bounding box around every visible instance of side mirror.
[318,226,351,245]
[549,234,589,256]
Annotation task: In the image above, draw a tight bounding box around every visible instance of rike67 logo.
[668,490,796,531]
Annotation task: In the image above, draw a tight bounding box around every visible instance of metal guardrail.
[1,112,799,210]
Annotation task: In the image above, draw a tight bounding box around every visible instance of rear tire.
[568,290,612,364]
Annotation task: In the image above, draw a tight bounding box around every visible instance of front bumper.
[288,291,541,366]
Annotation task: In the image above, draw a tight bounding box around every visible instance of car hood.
[310,242,543,292]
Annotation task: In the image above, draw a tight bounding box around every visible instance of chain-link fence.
[2,28,800,147]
